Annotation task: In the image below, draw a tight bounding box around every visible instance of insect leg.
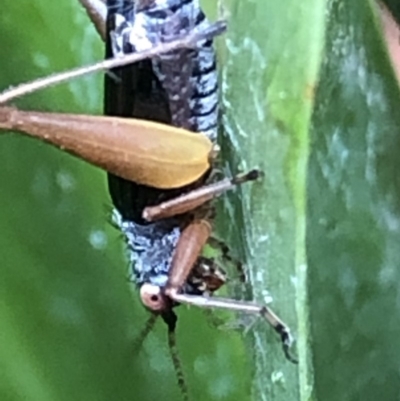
[141,222,297,363]
[168,329,189,401]
[165,290,298,364]
[132,313,158,355]
[163,221,297,363]
[142,169,262,221]
[0,107,212,189]
[208,236,246,282]
[167,220,212,292]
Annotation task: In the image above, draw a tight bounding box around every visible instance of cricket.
[0,0,297,398]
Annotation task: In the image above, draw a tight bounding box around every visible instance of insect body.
[0,1,297,388]
[105,0,227,320]
[102,0,296,366]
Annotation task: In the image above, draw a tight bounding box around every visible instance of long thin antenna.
[0,20,226,105]
[168,329,190,401]
[132,313,158,354]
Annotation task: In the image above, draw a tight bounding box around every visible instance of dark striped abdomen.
[110,0,219,141]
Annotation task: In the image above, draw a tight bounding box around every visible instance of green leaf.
[308,0,400,400]
[219,0,325,399]
[220,0,400,400]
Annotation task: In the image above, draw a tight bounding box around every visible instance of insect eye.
[140,283,167,311]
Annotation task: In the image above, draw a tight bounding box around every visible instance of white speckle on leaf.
[88,229,108,250]
[257,234,269,244]
[298,263,307,273]
[271,370,285,384]
[56,170,76,193]
[32,52,50,69]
